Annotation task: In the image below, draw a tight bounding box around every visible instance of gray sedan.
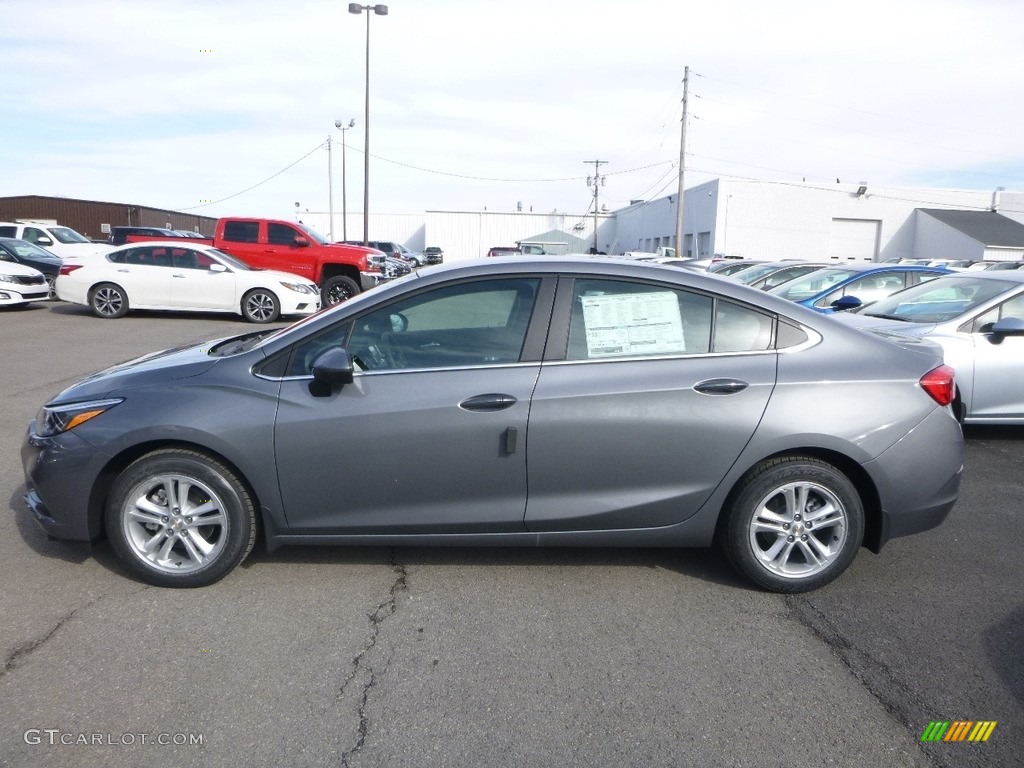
[838,270,1024,424]
[22,258,963,592]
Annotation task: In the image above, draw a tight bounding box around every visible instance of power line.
[176,142,326,211]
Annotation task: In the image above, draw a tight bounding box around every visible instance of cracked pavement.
[2,307,1022,767]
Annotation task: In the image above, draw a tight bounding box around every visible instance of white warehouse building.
[612,179,1024,263]
[301,179,1024,265]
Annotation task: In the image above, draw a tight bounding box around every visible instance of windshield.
[49,226,91,244]
[858,275,1018,323]
[768,268,860,300]
[208,248,253,271]
[295,222,328,245]
[735,264,789,283]
[1,239,56,258]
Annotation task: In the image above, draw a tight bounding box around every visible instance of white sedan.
[0,261,50,307]
[56,242,321,323]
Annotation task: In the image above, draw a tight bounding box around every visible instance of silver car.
[22,258,963,592]
[838,270,1024,424]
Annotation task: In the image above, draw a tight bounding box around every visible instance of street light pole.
[327,135,334,241]
[335,119,356,241]
[349,3,388,247]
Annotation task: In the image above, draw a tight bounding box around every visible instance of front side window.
[268,223,299,246]
[961,292,1024,332]
[286,278,541,376]
[566,279,773,361]
[770,269,859,301]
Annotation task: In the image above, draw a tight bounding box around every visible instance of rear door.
[525,276,778,532]
[112,245,175,306]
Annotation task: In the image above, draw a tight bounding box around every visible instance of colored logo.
[921,721,997,742]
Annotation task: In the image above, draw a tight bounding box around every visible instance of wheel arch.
[716,447,884,553]
[319,263,361,286]
[88,439,266,546]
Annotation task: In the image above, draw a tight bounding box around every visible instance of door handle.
[693,378,749,395]
[459,393,518,411]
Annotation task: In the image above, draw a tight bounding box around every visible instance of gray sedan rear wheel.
[105,449,257,588]
[721,457,864,593]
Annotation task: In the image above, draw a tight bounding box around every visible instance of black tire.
[720,456,864,593]
[241,288,280,323]
[90,283,129,318]
[321,275,361,307]
[105,449,257,588]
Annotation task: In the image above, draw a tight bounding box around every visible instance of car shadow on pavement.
[9,477,752,591]
[241,543,750,591]
[987,605,1024,707]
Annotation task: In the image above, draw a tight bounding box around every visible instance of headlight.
[0,274,18,283]
[35,398,123,437]
[280,281,316,294]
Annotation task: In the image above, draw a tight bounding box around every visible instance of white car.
[0,221,114,260]
[0,260,50,307]
[56,242,321,323]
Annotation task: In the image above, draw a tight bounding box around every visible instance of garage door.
[829,218,880,262]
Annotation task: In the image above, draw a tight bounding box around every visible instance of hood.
[0,261,44,277]
[48,337,233,405]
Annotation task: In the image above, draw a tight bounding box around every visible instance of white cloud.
[2,0,1024,220]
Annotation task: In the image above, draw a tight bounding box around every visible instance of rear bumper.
[863,407,963,549]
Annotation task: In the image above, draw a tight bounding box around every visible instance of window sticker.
[580,291,685,357]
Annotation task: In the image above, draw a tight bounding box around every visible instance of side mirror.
[37,237,53,246]
[990,316,1024,336]
[294,236,309,247]
[209,263,228,273]
[831,295,863,312]
[311,347,354,385]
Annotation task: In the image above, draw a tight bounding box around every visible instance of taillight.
[59,264,84,276]
[920,364,955,406]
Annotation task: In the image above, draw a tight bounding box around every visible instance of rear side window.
[566,278,774,360]
[222,221,259,243]
[0,226,15,237]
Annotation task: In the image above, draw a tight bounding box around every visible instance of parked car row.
[685,257,1024,424]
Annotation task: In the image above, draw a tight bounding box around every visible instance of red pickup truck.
[126,217,392,305]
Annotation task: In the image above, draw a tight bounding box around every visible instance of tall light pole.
[349,3,388,247]
[327,135,334,240]
[335,119,356,241]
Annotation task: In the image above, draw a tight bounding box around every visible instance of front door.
[272,276,547,533]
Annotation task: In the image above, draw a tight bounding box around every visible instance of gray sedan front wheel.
[721,457,864,593]
[105,449,257,588]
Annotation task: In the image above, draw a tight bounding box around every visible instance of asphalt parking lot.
[1,301,1021,768]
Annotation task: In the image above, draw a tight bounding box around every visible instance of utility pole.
[585,160,607,253]
[674,66,689,257]
[327,136,334,241]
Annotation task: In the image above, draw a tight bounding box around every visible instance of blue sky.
[3,0,1024,223]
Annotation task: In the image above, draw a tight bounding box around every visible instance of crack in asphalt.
[786,595,939,767]
[1,598,99,680]
[339,551,408,768]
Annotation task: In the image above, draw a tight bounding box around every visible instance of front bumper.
[22,423,107,542]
